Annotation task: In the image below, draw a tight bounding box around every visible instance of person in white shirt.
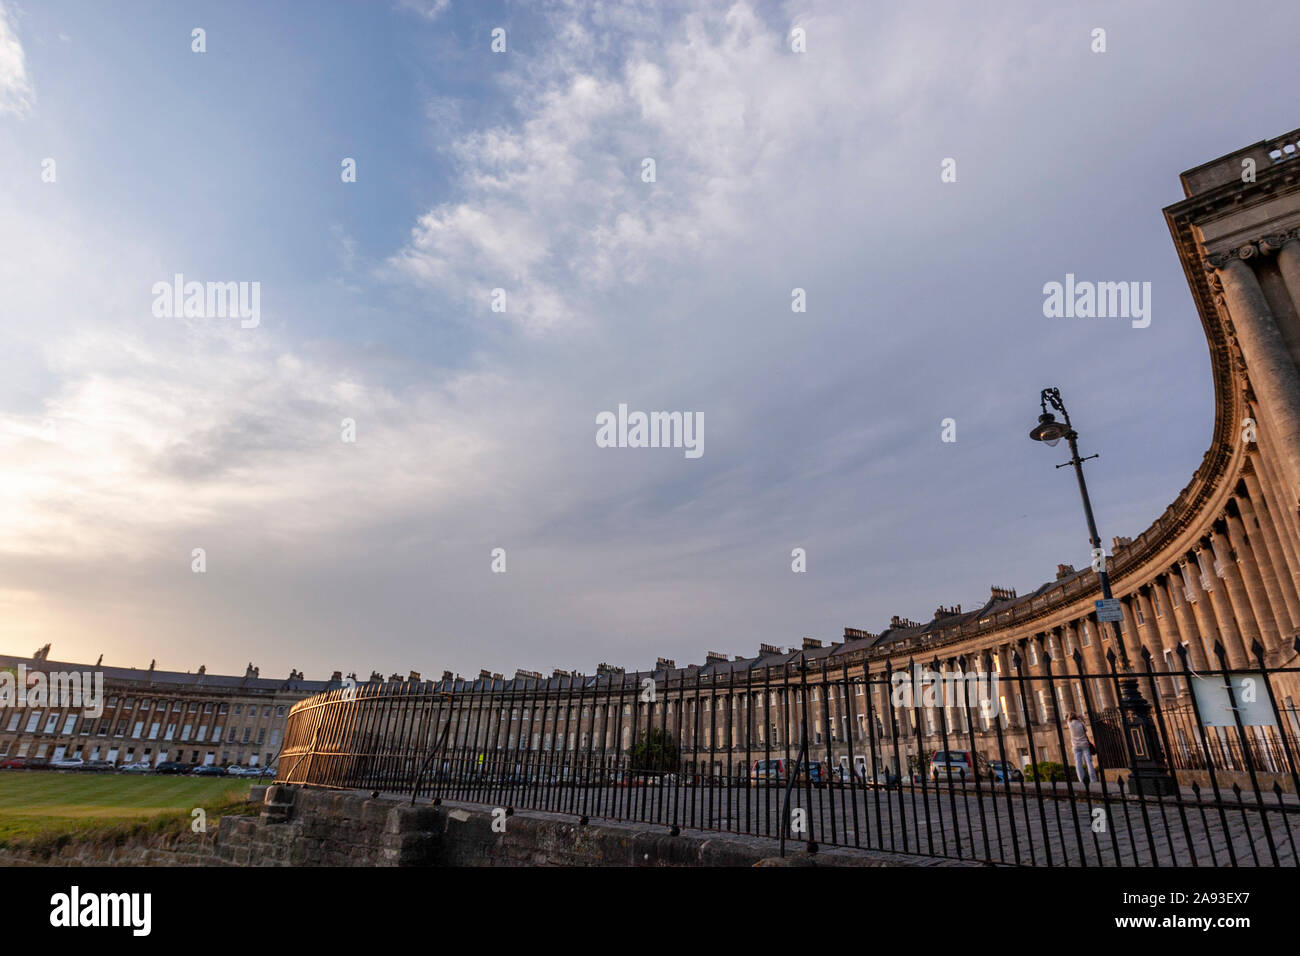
[1066,713,1100,785]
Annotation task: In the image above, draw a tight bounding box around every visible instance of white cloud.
[0,3,34,117]
[0,322,510,562]
[388,1,1035,333]
[395,0,450,21]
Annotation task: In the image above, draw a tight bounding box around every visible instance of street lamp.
[1030,387,1176,796]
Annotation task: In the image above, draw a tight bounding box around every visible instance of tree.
[626,727,680,773]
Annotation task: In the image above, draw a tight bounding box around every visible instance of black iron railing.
[275,639,1300,866]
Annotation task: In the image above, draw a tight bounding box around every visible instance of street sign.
[1095,598,1122,622]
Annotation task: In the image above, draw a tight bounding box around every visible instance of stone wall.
[214,786,965,866]
[0,828,220,867]
[0,785,967,867]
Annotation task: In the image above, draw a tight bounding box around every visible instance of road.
[413,778,1298,866]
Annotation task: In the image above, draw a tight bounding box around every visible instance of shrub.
[1023,761,1074,782]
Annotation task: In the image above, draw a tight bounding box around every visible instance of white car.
[49,757,85,770]
[118,762,152,773]
[229,765,273,777]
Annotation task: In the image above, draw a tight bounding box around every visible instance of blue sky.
[1,0,1297,681]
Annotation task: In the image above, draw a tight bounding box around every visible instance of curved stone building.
[281,130,1300,795]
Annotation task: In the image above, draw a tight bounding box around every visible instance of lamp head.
[1030,412,1067,447]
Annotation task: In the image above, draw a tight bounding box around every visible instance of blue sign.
[1095,598,1122,622]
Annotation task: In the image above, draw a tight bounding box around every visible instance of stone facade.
[0,646,346,769]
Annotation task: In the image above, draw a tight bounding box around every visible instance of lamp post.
[1030,387,1176,796]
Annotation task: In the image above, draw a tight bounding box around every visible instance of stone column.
[1060,620,1093,710]
[1210,521,1265,663]
[1041,628,1068,726]
[1238,471,1300,631]
[1244,455,1300,600]
[1276,236,1300,319]
[1136,586,1176,699]
[1117,594,1145,669]
[1178,557,1218,670]
[993,644,1015,729]
[1193,541,1248,668]
[1225,503,1284,656]
[1151,574,1193,697]
[1214,254,1300,499]
[1077,616,1114,709]
[1254,417,1300,561]
[1012,638,1039,750]
[1029,633,1054,763]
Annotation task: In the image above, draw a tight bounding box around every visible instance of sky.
[0,0,1296,682]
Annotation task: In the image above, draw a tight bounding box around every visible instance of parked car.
[153,761,189,775]
[49,757,86,770]
[749,758,829,788]
[873,768,903,788]
[229,765,270,777]
[611,771,649,787]
[987,759,1024,783]
[118,762,152,773]
[829,765,863,787]
[0,755,47,770]
[929,750,990,785]
[192,764,227,776]
[81,760,117,772]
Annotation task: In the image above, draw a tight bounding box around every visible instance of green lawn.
[0,771,258,847]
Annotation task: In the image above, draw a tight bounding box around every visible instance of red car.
[0,756,48,770]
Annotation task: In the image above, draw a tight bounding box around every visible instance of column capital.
[1205,228,1300,270]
